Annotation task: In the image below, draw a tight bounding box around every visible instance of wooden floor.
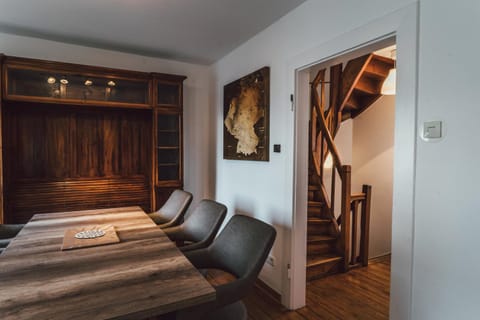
[244,255,391,320]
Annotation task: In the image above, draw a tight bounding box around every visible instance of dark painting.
[223,67,269,161]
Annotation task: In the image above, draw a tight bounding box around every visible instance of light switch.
[423,121,442,139]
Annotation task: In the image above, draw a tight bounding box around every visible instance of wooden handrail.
[310,67,372,272]
[350,193,366,201]
[312,88,344,174]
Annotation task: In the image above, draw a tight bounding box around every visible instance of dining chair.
[163,199,227,252]
[0,224,24,249]
[179,214,277,320]
[148,189,193,229]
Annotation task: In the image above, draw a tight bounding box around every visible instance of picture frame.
[223,67,270,161]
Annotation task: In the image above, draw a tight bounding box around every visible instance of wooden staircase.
[306,53,392,280]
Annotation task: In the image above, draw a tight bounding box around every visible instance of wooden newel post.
[360,184,372,266]
[341,165,351,272]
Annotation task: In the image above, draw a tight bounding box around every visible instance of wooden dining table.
[0,206,216,319]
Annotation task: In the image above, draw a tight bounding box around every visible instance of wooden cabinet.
[152,75,186,208]
[3,57,151,108]
[0,54,4,224]
[0,56,186,223]
[156,111,182,183]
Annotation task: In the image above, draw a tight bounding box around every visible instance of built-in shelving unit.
[0,55,186,223]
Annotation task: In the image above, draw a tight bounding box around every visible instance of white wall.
[353,96,395,258]
[212,0,415,301]
[0,32,214,209]
[412,0,480,319]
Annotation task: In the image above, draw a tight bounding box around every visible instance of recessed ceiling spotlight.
[107,80,116,87]
[84,80,93,86]
[47,77,56,84]
[60,78,69,85]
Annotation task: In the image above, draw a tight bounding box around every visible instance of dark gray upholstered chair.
[163,199,227,252]
[179,215,277,320]
[0,224,24,250]
[148,189,193,229]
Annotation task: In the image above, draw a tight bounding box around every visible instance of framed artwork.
[223,67,270,161]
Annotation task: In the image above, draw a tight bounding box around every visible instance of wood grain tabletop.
[0,206,215,319]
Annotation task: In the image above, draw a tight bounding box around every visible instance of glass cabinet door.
[156,113,181,184]
[6,66,150,106]
[157,82,180,106]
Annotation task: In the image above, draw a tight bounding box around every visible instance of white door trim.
[285,4,418,320]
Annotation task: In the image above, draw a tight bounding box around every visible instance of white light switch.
[423,121,442,139]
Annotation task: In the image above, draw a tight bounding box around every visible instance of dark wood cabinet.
[0,56,186,223]
[152,75,186,207]
[0,54,4,224]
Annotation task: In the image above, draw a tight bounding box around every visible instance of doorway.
[287,5,418,320]
[305,42,396,278]
[300,43,396,318]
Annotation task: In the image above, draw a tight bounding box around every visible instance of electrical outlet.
[266,255,275,267]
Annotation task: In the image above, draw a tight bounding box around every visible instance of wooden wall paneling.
[1,56,185,223]
[76,111,101,177]
[0,54,3,223]
[3,104,153,223]
[45,109,70,178]
[102,112,121,176]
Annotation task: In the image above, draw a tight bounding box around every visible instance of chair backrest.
[0,224,24,240]
[183,200,227,244]
[155,190,193,225]
[210,215,276,282]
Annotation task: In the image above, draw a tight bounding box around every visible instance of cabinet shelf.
[5,64,150,107]
[157,130,179,133]
[156,146,180,150]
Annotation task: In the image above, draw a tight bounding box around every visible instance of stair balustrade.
[310,67,372,271]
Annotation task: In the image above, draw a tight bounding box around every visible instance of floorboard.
[245,255,391,320]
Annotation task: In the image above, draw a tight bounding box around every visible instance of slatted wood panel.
[2,102,152,223]
[0,207,215,319]
[5,177,150,223]
[243,255,391,320]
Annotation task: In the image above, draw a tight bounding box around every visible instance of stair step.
[306,254,343,267]
[308,218,330,224]
[307,235,337,255]
[308,201,324,207]
[308,203,330,219]
[308,235,337,243]
[308,185,321,191]
[367,55,394,77]
[306,254,343,281]
[307,218,332,235]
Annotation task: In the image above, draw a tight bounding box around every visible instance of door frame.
[286,4,418,320]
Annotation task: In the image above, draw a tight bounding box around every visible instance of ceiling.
[0,0,306,65]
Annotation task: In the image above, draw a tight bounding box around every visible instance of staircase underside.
[341,54,394,120]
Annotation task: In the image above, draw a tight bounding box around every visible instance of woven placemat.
[62,225,119,250]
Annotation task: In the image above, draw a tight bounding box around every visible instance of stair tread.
[307,254,343,267]
[308,185,321,191]
[308,235,337,242]
[308,217,330,224]
[308,201,324,207]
